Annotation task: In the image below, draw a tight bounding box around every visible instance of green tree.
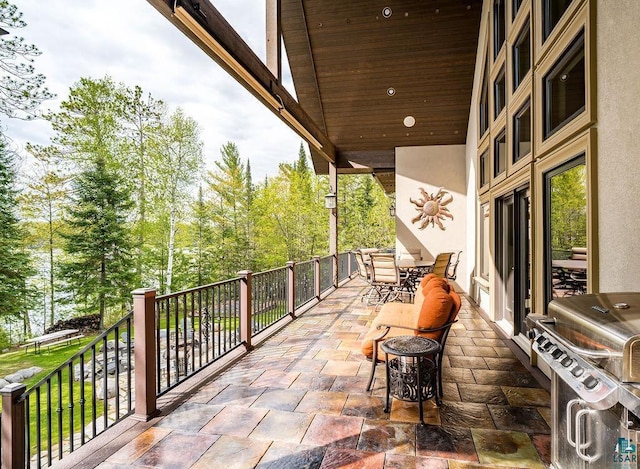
[550,163,587,255]
[0,136,34,337]
[149,108,203,293]
[20,144,69,328]
[119,85,164,284]
[0,1,54,120]
[60,159,134,329]
[49,77,135,328]
[208,142,251,277]
[252,145,327,266]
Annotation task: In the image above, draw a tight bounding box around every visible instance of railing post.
[131,288,159,421]
[314,256,321,300]
[1,382,26,469]
[286,261,296,318]
[239,270,253,351]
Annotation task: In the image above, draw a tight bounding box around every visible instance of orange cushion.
[419,273,438,288]
[416,286,453,339]
[360,303,419,358]
[423,277,450,296]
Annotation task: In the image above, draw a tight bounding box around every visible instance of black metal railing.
[252,267,288,336]
[155,278,242,394]
[19,314,134,468]
[294,260,315,308]
[319,255,333,293]
[3,253,358,467]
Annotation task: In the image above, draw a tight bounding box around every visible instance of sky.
[6,0,304,181]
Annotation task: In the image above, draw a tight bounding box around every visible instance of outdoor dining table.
[396,259,434,271]
[24,329,81,354]
[552,259,587,271]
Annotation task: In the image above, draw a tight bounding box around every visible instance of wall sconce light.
[325,192,337,209]
[389,203,396,217]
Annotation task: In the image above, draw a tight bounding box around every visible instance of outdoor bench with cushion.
[362,273,461,396]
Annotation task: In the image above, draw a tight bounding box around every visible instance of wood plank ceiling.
[281,0,483,192]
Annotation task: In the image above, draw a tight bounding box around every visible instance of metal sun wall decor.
[409,187,454,230]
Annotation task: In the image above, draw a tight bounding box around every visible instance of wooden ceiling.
[281,0,483,192]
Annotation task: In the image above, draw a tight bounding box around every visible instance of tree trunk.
[166,204,176,294]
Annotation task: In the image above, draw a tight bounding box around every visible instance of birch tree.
[150,108,202,293]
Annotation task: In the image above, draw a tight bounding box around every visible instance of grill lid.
[547,292,640,383]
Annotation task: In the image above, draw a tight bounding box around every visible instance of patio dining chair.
[369,252,412,309]
[430,252,454,278]
[447,250,462,281]
[354,250,380,305]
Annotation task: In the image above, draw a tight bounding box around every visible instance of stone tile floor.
[91,279,552,468]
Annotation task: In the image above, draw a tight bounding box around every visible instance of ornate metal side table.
[380,335,441,425]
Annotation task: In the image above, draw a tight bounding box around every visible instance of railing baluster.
[68,362,74,453]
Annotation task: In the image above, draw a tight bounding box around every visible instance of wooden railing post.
[131,288,159,421]
[1,382,26,469]
[238,270,253,351]
[314,256,321,300]
[286,261,296,318]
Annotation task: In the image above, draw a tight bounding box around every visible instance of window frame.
[512,18,531,93]
[534,3,593,158]
[533,129,597,313]
[542,29,585,140]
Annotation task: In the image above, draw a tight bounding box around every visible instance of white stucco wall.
[596,1,640,292]
[395,145,468,292]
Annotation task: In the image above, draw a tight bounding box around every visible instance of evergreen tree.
[0,1,54,121]
[208,142,251,277]
[0,136,34,335]
[49,77,135,328]
[60,158,134,329]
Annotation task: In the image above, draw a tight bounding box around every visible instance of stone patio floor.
[66,278,552,468]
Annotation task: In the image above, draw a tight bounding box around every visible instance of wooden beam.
[266,0,282,81]
[145,0,335,163]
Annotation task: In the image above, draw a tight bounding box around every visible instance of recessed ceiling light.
[435,8,440,14]
[403,116,416,128]
[382,6,392,18]
[387,87,396,96]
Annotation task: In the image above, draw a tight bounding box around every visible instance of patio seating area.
[61,278,551,469]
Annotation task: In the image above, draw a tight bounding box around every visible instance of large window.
[480,150,490,187]
[494,66,506,118]
[480,60,490,137]
[513,0,524,19]
[480,203,491,279]
[513,99,531,163]
[494,130,507,177]
[543,30,585,139]
[543,0,574,41]
[494,0,506,59]
[513,20,530,92]
[544,155,587,303]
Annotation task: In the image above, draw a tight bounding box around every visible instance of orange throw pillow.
[416,286,453,338]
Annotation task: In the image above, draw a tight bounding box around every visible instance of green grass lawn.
[1,335,97,387]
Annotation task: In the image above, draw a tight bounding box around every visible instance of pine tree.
[0,136,34,334]
[0,1,54,121]
[60,158,135,329]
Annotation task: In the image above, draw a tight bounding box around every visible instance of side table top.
[381,335,440,357]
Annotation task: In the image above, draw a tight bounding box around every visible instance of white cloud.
[5,0,304,180]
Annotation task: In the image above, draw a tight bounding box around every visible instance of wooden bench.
[44,334,85,351]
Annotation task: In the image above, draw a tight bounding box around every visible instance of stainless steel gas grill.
[528,293,640,469]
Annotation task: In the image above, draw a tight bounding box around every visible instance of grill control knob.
[561,356,573,367]
[535,335,546,344]
[543,341,554,351]
[572,366,584,377]
[583,376,599,390]
[551,349,563,359]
